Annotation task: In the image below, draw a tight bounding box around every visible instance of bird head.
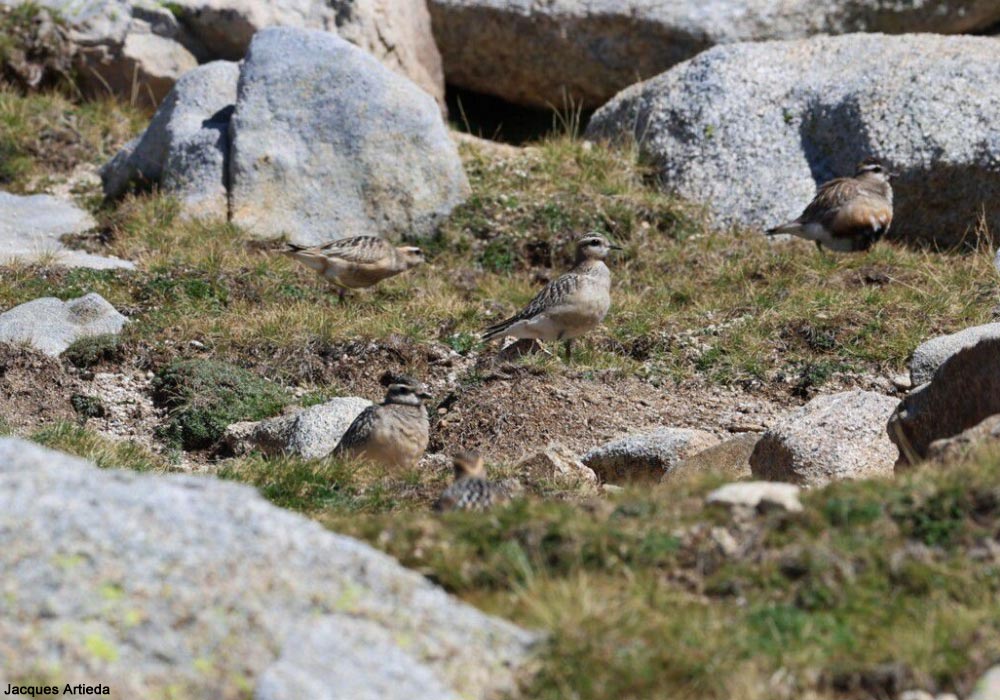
[383,383,432,406]
[575,233,622,261]
[396,245,426,269]
[452,450,486,480]
[855,157,896,182]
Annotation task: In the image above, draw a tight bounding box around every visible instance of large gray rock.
[224,396,372,459]
[587,34,1000,249]
[0,191,133,269]
[751,390,899,486]
[0,293,127,356]
[255,616,460,700]
[889,338,1000,467]
[429,0,1000,110]
[229,27,467,244]
[582,427,719,482]
[909,323,1000,387]
[101,60,239,219]
[170,0,445,108]
[0,439,535,698]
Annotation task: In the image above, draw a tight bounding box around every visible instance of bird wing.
[828,194,894,240]
[308,236,394,264]
[800,176,862,227]
[483,271,581,337]
[334,405,378,454]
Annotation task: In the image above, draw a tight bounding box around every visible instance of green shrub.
[152,359,289,450]
[62,334,122,368]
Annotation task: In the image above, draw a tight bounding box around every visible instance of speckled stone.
[588,34,1000,249]
[583,427,719,482]
[429,0,1000,109]
[0,439,536,699]
[751,390,899,486]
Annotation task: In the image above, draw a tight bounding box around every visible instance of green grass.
[30,422,170,472]
[320,453,1000,700]
[152,359,291,449]
[2,83,1000,699]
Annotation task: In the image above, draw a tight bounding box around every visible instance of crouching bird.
[481,233,619,361]
[766,157,895,253]
[433,451,517,512]
[333,382,431,471]
[282,235,425,300]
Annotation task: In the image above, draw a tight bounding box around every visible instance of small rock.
[969,666,1000,700]
[583,428,720,482]
[0,191,133,269]
[0,294,127,357]
[665,433,758,483]
[751,391,899,486]
[710,526,739,557]
[909,322,1000,387]
[891,373,913,391]
[224,397,372,459]
[925,415,1000,465]
[889,338,1000,466]
[706,482,803,514]
[515,444,598,494]
[898,691,934,700]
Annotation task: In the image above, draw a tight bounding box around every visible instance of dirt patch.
[431,365,792,462]
[78,371,164,450]
[0,343,77,431]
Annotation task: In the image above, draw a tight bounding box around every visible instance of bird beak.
[418,390,433,401]
[609,244,623,251]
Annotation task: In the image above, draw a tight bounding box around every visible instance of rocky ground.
[2,3,1000,700]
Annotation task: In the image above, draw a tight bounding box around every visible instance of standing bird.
[766,158,895,252]
[433,451,514,512]
[481,233,620,361]
[333,383,432,470]
[282,236,425,300]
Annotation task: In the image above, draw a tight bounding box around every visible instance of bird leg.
[337,288,347,304]
[563,339,574,363]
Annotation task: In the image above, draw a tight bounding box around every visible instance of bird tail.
[281,244,329,274]
[280,243,310,254]
[481,318,515,343]
[766,221,801,236]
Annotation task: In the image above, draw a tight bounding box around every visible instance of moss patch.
[152,359,290,450]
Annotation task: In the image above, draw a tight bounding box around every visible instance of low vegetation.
[152,359,290,449]
[1,79,998,698]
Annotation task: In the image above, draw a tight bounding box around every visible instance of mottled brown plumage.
[481,234,620,360]
[282,236,425,298]
[334,383,431,470]
[433,452,515,512]
[767,158,894,252]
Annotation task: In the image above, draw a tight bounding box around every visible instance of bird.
[433,451,514,512]
[333,382,432,470]
[481,233,620,361]
[281,236,425,300]
[766,157,895,253]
